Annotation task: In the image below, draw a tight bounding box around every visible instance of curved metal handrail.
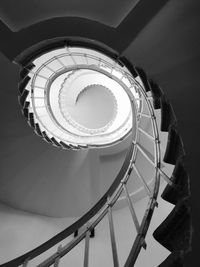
[2,47,171,267]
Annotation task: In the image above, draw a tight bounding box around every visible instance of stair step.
[149,79,163,109]
[158,251,185,267]
[28,113,35,128]
[161,158,190,205]
[19,89,29,107]
[22,102,30,119]
[118,56,137,77]
[135,67,151,92]
[18,76,31,94]
[51,137,62,147]
[153,198,191,253]
[35,123,43,136]
[60,141,71,149]
[42,131,53,143]
[160,96,177,132]
[163,126,185,165]
[20,63,35,80]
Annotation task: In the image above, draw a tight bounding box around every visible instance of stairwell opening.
[18,45,141,149]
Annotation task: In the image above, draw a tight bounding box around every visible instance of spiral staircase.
[0,0,193,266]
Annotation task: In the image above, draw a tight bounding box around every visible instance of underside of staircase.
[0,0,195,266]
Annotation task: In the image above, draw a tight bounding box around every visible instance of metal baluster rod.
[138,127,155,140]
[158,168,174,186]
[108,204,119,267]
[44,64,56,73]
[137,112,151,118]
[22,258,30,267]
[83,229,90,267]
[132,163,152,196]
[134,142,155,167]
[56,56,66,68]
[54,245,62,267]
[123,184,140,233]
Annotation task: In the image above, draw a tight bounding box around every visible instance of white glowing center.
[60,84,117,130]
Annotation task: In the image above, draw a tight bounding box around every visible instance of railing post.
[108,202,119,267]
[54,244,62,267]
[22,258,29,267]
[83,228,90,267]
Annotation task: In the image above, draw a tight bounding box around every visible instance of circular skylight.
[21,46,141,149]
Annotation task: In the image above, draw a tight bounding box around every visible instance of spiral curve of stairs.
[0,1,193,266]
